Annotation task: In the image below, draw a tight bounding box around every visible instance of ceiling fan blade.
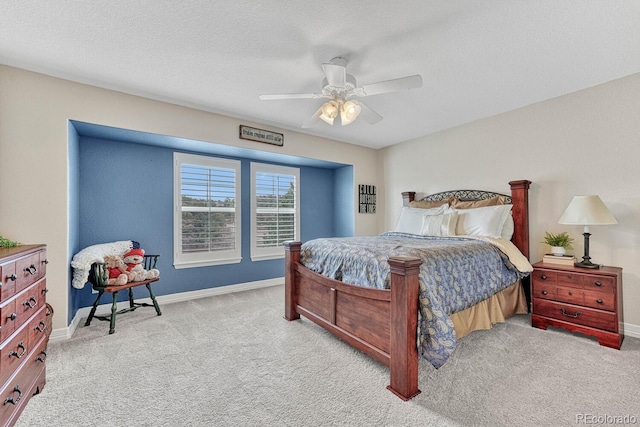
[358,101,383,124]
[354,74,423,97]
[259,93,324,100]
[301,107,322,128]
[322,61,347,88]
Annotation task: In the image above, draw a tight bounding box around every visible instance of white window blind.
[251,163,300,261]
[174,153,241,268]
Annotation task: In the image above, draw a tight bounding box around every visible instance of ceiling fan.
[259,57,423,127]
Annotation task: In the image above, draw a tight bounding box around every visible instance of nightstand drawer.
[583,290,615,311]
[532,269,556,285]
[583,276,615,293]
[557,271,582,288]
[534,299,617,332]
[532,281,556,300]
[556,285,584,305]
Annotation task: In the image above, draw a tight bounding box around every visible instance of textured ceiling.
[2,1,640,149]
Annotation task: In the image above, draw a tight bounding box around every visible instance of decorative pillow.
[455,205,513,238]
[409,196,455,209]
[394,205,449,234]
[450,195,509,209]
[420,209,458,236]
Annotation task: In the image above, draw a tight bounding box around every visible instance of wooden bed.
[284,180,531,400]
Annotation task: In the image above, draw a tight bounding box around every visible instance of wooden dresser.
[531,261,623,349]
[0,245,48,426]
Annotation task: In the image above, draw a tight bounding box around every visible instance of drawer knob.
[560,308,581,318]
[595,281,602,287]
[8,313,17,321]
[9,274,17,281]
[542,290,548,295]
[596,299,603,304]
[36,349,47,363]
[3,385,22,406]
[43,259,49,265]
[568,291,573,296]
[9,341,26,359]
[540,275,547,280]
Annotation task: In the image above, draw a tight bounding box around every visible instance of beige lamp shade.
[558,195,618,225]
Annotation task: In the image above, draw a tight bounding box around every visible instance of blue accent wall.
[67,122,81,323]
[334,165,355,237]
[71,134,352,311]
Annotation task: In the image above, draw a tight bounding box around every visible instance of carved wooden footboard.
[284,180,531,400]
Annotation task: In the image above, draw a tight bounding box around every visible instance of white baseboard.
[48,277,640,344]
[49,277,284,343]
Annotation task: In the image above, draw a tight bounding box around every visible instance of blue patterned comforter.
[299,232,530,368]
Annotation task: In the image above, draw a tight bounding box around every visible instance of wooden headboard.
[401,180,531,259]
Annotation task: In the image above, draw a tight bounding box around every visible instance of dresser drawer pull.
[540,275,547,280]
[36,350,47,363]
[596,299,603,304]
[34,321,47,333]
[568,291,573,296]
[542,290,548,295]
[43,259,49,265]
[560,308,581,318]
[3,385,22,406]
[9,274,17,281]
[23,296,37,309]
[9,342,26,359]
[7,313,17,321]
[24,264,37,275]
[594,281,602,287]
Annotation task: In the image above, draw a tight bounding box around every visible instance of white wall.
[381,72,640,329]
[0,65,381,329]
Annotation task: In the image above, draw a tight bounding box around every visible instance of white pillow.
[455,205,513,238]
[501,213,514,240]
[394,205,449,234]
[420,209,458,236]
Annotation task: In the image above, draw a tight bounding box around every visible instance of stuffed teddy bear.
[122,248,160,282]
[103,255,129,286]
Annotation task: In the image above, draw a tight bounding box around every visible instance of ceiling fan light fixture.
[341,100,361,125]
[319,100,339,125]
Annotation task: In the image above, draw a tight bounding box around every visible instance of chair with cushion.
[84,254,162,334]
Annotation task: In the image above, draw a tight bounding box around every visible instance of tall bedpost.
[284,241,302,321]
[509,180,531,260]
[401,191,416,207]
[387,256,422,401]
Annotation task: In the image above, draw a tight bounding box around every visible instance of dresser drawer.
[28,306,48,349]
[534,299,617,332]
[555,285,584,306]
[15,252,43,293]
[0,323,31,388]
[0,262,17,303]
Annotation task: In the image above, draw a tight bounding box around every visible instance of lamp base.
[574,260,600,269]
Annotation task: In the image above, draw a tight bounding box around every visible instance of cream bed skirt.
[450,281,528,339]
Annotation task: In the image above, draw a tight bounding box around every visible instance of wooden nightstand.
[531,261,624,349]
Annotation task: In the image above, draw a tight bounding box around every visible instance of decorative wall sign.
[359,185,376,213]
[239,125,284,146]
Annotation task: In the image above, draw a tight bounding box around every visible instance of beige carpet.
[16,284,640,427]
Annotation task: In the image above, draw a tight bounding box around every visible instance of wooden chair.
[84,254,162,334]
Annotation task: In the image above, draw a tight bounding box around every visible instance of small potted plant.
[542,231,574,256]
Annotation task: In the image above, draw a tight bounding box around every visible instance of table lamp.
[557,195,617,269]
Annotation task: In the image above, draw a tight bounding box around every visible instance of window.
[251,163,300,261]
[174,153,241,268]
